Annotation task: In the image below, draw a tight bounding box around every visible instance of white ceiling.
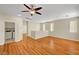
[0,4,79,22]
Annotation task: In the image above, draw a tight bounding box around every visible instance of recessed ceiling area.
[0,4,79,22]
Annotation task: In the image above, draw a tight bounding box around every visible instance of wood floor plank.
[0,35,79,55]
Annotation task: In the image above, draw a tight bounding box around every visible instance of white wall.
[0,15,24,45]
[28,21,40,37]
[40,17,79,40]
[0,16,5,45]
[14,18,24,42]
[23,20,28,34]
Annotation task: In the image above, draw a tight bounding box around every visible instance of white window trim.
[70,21,77,33]
[43,23,45,31]
[50,23,54,31]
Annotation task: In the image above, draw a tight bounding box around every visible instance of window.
[42,23,45,31]
[70,21,77,32]
[50,23,54,31]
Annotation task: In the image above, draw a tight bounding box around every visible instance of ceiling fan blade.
[34,7,42,11]
[24,4,31,9]
[21,11,29,12]
[35,12,42,15]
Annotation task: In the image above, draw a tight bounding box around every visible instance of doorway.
[5,22,15,43]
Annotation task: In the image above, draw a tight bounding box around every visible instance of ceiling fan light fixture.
[17,14,22,16]
[30,11,35,14]
[22,4,42,16]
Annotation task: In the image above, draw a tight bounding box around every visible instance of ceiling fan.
[21,4,42,16]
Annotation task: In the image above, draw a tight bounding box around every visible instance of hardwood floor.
[0,35,79,55]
